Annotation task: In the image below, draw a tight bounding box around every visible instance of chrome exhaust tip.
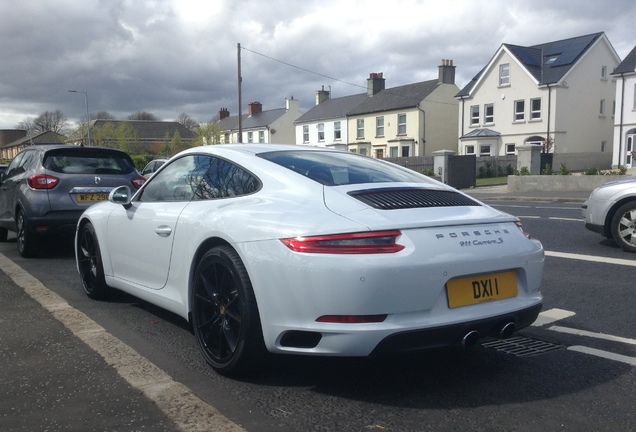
[498,322,516,339]
[461,330,480,348]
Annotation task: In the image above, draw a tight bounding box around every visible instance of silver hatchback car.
[0,145,146,257]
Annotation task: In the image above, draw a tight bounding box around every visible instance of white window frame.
[484,103,494,124]
[514,100,525,121]
[375,116,384,137]
[470,105,479,126]
[401,146,410,157]
[530,98,542,120]
[397,114,406,135]
[334,121,341,140]
[356,119,364,139]
[499,63,510,86]
[258,130,264,143]
[479,144,491,156]
[389,146,399,157]
[302,125,309,143]
[247,131,253,143]
[599,99,606,117]
[465,145,475,155]
[506,143,516,155]
[601,65,607,80]
[317,123,325,141]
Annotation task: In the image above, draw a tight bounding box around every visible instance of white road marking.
[518,215,541,219]
[568,346,636,366]
[549,325,636,346]
[536,206,581,210]
[532,308,576,327]
[0,253,245,432]
[545,250,636,267]
[548,217,582,221]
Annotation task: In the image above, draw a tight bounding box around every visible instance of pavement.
[462,184,592,203]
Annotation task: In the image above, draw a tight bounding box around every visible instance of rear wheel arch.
[605,196,636,235]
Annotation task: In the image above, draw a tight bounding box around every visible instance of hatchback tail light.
[131,176,146,189]
[281,230,405,254]
[515,221,531,239]
[28,174,59,189]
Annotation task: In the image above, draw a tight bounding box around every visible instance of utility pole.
[237,43,243,143]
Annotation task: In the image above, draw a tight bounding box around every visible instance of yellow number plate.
[76,193,109,202]
[446,271,518,308]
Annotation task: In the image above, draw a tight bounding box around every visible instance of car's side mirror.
[109,185,132,208]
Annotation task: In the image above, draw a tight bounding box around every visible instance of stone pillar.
[433,149,456,184]
[516,144,542,175]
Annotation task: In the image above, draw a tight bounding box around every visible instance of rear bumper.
[25,210,84,237]
[584,222,606,236]
[370,302,542,356]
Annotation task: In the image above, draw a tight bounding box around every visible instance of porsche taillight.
[281,230,405,254]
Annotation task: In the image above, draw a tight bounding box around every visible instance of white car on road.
[76,144,544,375]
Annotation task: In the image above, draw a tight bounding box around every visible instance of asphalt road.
[1,197,635,431]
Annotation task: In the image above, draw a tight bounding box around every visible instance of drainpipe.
[546,84,552,152]
[618,73,625,167]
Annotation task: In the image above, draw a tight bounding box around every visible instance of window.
[506,143,516,154]
[359,148,367,156]
[247,131,253,143]
[514,100,525,121]
[479,145,491,156]
[389,146,399,157]
[531,98,541,120]
[224,133,230,143]
[375,149,384,159]
[376,116,384,137]
[484,104,494,124]
[499,63,510,86]
[470,105,480,126]
[357,119,364,139]
[401,146,410,157]
[601,141,606,152]
[465,145,475,155]
[334,121,341,140]
[318,123,325,141]
[397,114,406,135]
[600,99,606,116]
[601,65,607,80]
[259,131,264,143]
[303,125,309,143]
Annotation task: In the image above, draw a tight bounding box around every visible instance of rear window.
[259,150,432,186]
[43,149,136,175]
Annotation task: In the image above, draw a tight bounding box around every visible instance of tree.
[195,121,222,146]
[177,112,198,131]
[18,110,69,135]
[91,121,137,152]
[92,111,116,121]
[128,111,158,121]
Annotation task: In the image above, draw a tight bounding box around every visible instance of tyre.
[0,227,7,242]
[192,246,266,375]
[610,201,636,253]
[77,222,109,299]
[16,210,39,258]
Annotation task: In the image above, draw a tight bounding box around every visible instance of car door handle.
[155,226,172,237]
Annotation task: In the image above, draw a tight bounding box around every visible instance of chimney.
[367,72,385,96]
[218,108,230,120]
[286,96,298,111]
[316,85,331,105]
[438,59,456,85]
[248,101,262,116]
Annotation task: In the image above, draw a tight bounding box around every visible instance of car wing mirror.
[109,185,132,208]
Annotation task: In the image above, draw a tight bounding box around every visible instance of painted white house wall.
[295,117,349,151]
[612,66,636,168]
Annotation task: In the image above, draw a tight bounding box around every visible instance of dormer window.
[499,64,510,86]
[545,56,558,64]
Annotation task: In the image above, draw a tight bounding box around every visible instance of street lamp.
[68,90,90,146]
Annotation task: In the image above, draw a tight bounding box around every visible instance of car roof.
[182,144,339,157]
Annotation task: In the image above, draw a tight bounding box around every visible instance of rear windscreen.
[44,149,135,175]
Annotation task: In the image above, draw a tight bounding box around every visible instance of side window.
[194,158,260,200]
[5,151,28,178]
[138,155,213,202]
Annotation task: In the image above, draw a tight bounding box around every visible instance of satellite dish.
[270,128,276,134]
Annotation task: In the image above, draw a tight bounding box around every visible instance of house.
[456,32,620,160]
[294,87,367,151]
[0,130,66,159]
[217,98,302,145]
[611,44,636,169]
[346,61,460,158]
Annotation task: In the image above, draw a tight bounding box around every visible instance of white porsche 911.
[76,144,544,375]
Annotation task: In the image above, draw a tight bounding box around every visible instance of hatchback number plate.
[76,193,109,202]
[446,271,517,308]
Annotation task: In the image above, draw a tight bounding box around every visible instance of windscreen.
[43,148,136,175]
[259,150,433,186]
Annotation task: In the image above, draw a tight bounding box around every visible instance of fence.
[384,156,434,174]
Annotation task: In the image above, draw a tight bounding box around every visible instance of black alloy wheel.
[611,201,636,253]
[16,210,39,258]
[77,222,109,299]
[192,246,266,375]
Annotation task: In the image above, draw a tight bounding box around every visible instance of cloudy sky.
[1,0,635,131]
